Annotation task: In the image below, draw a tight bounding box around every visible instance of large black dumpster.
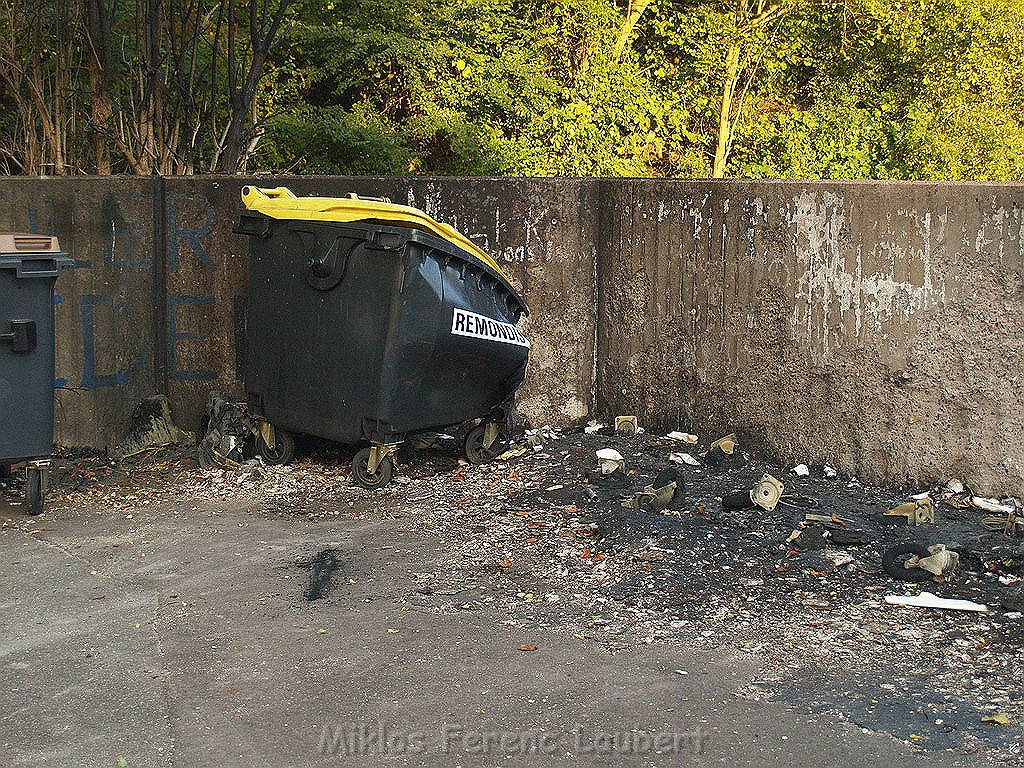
[0,234,72,514]
[234,187,530,488]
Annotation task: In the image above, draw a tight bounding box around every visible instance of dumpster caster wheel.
[256,428,295,465]
[464,424,506,465]
[25,468,44,516]
[352,448,393,489]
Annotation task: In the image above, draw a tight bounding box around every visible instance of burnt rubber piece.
[722,490,752,510]
[882,541,933,582]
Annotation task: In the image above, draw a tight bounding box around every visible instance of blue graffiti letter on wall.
[168,295,216,381]
[167,194,215,270]
[80,295,145,387]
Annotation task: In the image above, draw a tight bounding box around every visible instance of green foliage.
[731,0,1024,179]
[4,0,1023,179]
[260,0,696,176]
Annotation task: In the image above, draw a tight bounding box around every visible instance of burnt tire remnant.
[882,541,934,582]
[297,549,342,601]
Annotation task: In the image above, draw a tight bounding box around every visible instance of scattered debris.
[885,498,936,525]
[982,713,1011,726]
[668,452,700,466]
[622,472,680,514]
[710,433,736,451]
[823,465,838,478]
[525,425,559,447]
[614,416,638,435]
[722,473,784,512]
[884,592,989,612]
[825,551,855,568]
[704,433,745,467]
[497,445,529,461]
[665,431,698,444]
[34,421,1024,762]
[751,474,784,511]
[792,464,810,477]
[584,421,603,435]
[973,496,1016,515]
[882,542,959,581]
[722,489,755,510]
[595,448,625,475]
[199,393,256,469]
[803,513,849,526]
[111,395,194,461]
[983,508,1023,538]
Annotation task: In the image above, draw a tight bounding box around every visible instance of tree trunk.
[712,43,741,179]
[85,0,113,173]
[612,0,652,62]
[215,0,290,173]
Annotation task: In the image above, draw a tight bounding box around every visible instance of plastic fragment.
[884,592,989,612]
[885,498,936,525]
[709,434,736,454]
[614,416,638,435]
[972,496,1015,514]
[595,448,625,475]
[669,452,700,466]
[751,474,784,511]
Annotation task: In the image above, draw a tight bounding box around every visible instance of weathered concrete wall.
[2,175,1022,494]
[597,180,1024,495]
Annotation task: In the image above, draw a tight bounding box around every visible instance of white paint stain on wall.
[975,201,1023,266]
[789,191,943,360]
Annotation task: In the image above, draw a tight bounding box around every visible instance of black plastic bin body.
[237,212,530,446]
[0,236,71,466]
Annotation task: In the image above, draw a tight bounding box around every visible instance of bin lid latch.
[345,192,392,204]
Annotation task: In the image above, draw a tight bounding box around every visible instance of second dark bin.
[234,187,530,488]
[0,234,71,514]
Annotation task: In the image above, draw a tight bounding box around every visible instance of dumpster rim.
[240,185,510,282]
[237,213,530,318]
[0,251,73,279]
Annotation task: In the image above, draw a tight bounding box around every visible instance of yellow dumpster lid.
[241,186,510,282]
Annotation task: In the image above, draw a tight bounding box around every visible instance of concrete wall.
[1,176,1021,494]
[597,180,1024,494]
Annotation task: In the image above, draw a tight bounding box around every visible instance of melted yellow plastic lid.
[241,186,510,282]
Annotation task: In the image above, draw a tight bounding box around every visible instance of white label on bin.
[451,308,530,348]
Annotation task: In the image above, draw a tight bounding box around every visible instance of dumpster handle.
[0,254,68,279]
[0,320,37,353]
[241,186,297,204]
[344,192,393,204]
[16,259,62,278]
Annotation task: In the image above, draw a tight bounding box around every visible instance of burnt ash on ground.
[393,427,1024,761]
[5,427,1022,762]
